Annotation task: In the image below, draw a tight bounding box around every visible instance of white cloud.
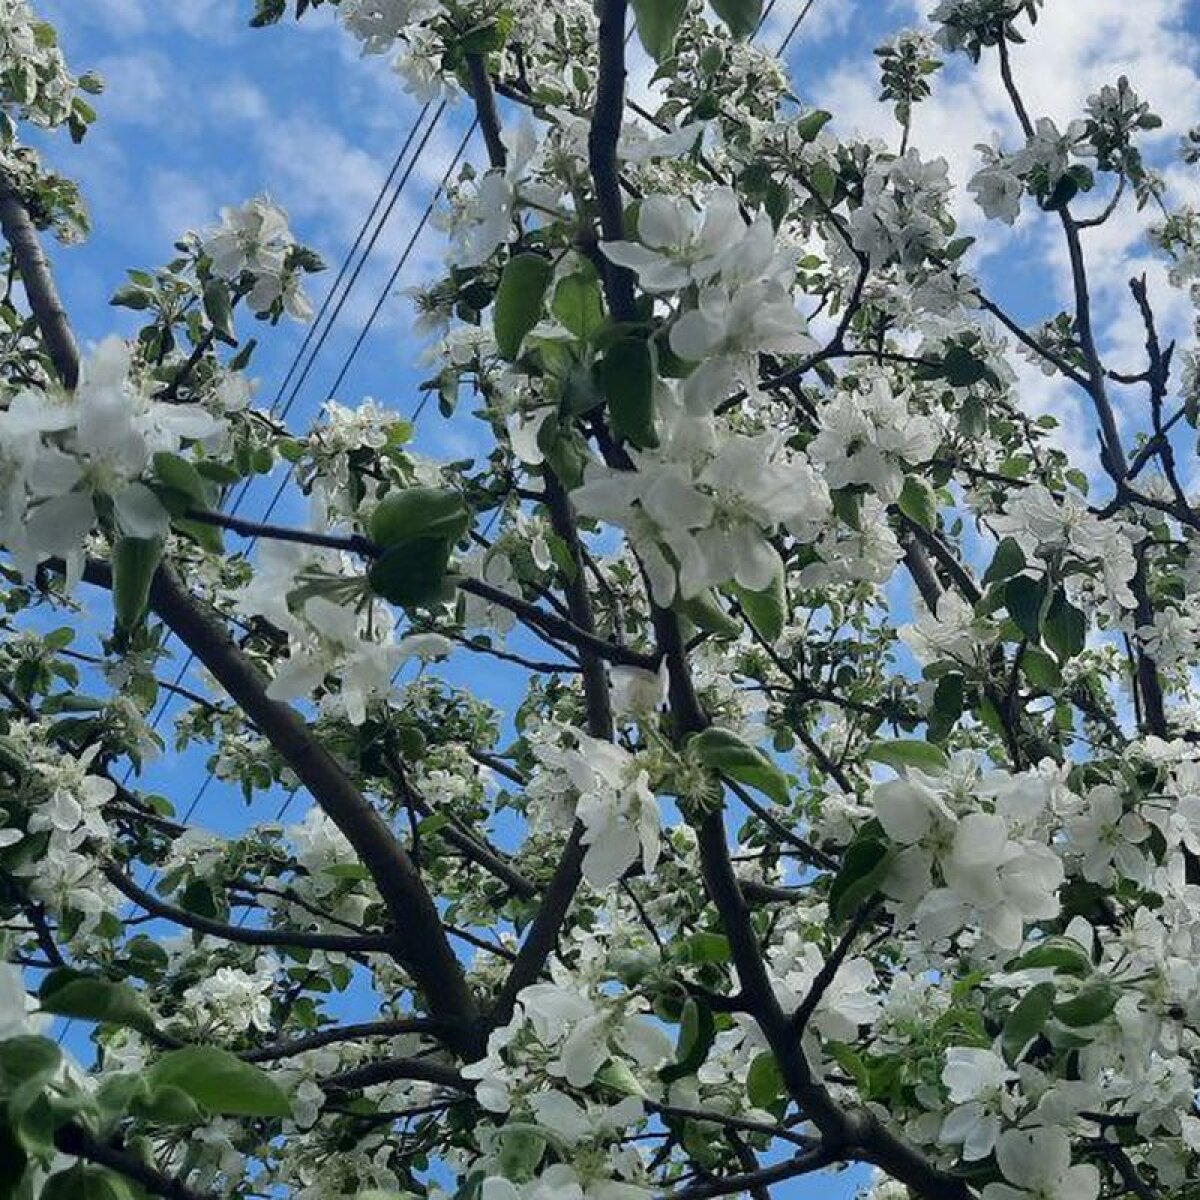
[146,167,225,245]
[91,51,172,125]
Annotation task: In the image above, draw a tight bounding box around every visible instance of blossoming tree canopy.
[4,0,1200,1195]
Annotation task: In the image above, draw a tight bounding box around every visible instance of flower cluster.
[526,726,660,889]
[200,196,317,321]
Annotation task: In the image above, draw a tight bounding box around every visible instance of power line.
[755,0,781,35]
[778,0,821,57]
[254,117,478,533]
[261,119,480,835]
[168,117,479,860]
[53,110,459,1050]
[132,103,447,753]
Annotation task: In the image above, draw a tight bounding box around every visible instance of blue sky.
[27,0,1200,1195]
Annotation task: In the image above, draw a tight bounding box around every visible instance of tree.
[0,0,1197,1195]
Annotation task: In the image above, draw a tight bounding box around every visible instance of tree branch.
[54,1124,208,1200]
[242,1017,446,1063]
[0,170,79,388]
[81,558,484,1057]
[104,865,396,953]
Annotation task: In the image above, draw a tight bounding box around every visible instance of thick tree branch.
[54,1124,208,1200]
[0,170,79,388]
[80,558,483,1056]
[589,0,638,321]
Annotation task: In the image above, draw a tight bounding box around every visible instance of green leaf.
[942,345,988,388]
[498,1127,546,1182]
[133,1082,205,1126]
[42,1165,138,1200]
[1005,575,1045,642]
[730,569,786,643]
[828,835,895,923]
[1002,980,1055,1064]
[172,517,224,554]
[795,109,832,142]
[831,487,863,531]
[682,931,731,964]
[983,537,1026,585]
[898,475,937,530]
[152,452,211,507]
[595,1059,646,1097]
[746,1051,784,1108]
[494,253,553,361]
[865,739,949,774]
[1043,589,1086,660]
[600,337,658,450]
[367,537,453,608]
[630,0,687,61]
[1021,646,1062,691]
[1053,982,1118,1028]
[0,1036,60,1092]
[38,970,157,1037]
[369,488,469,549]
[552,266,606,340]
[711,0,763,39]
[110,284,152,311]
[1012,937,1092,977]
[690,727,789,804]
[661,998,716,1083]
[202,279,236,344]
[146,1047,291,1118]
[677,590,742,640]
[111,537,163,631]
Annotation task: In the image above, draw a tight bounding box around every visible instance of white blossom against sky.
[29,6,1200,1193]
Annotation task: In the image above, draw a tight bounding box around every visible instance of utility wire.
[55,110,458,1047]
[777,0,821,57]
[169,116,479,864]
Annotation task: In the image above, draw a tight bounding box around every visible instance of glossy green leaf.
[38,970,157,1037]
[369,487,469,549]
[1012,937,1092,977]
[367,537,453,608]
[630,0,687,61]
[942,345,988,387]
[600,337,658,450]
[865,739,949,774]
[677,590,742,640]
[146,1046,291,1118]
[1043,589,1086,660]
[1002,980,1055,1064]
[1005,575,1045,643]
[552,266,606,340]
[111,537,163,631]
[690,727,789,804]
[494,253,553,361]
[898,475,937,530]
[661,997,716,1083]
[828,835,895,923]
[795,109,832,142]
[202,279,236,343]
[730,569,786,643]
[711,0,763,39]
[746,1051,784,1108]
[153,452,211,507]
[0,1036,60,1093]
[983,537,1026,585]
